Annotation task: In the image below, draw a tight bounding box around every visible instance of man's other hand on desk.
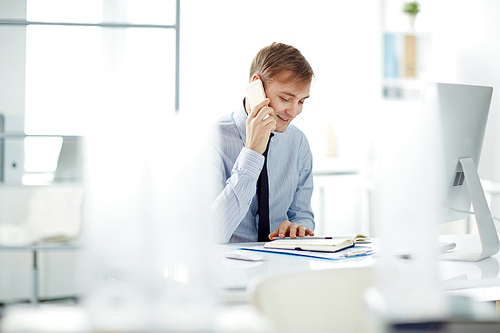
[269,220,314,240]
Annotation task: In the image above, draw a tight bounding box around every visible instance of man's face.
[265,76,311,133]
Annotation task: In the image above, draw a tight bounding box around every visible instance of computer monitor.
[53,136,84,183]
[421,82,498,262]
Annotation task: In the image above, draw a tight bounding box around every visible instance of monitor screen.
[422,83,492,224]
[426,83,498,261]
[412,83,497,261]
[375,82,498,262]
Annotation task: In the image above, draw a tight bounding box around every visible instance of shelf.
[382,31,432,101]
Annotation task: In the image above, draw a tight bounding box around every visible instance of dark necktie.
[257,134,273,242]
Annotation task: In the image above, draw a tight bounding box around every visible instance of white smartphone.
[246,79,267,112]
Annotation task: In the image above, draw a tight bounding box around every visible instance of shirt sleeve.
[286,136,315,231]
[209,147,264,243]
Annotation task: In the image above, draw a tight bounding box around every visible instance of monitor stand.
[440,157,500,262]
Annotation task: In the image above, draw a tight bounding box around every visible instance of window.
[24,0,179,135]
[0,0,179,184]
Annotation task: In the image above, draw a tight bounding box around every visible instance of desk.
[211,235,500,305]
[439,234,500,303]
[210,242,376,304]
[2,238,500,333]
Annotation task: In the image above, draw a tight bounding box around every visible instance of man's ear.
[251,74,262,82]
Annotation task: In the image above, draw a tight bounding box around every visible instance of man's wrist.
[234,147,265,179]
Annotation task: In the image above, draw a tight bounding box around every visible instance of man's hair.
[249,42,314,87]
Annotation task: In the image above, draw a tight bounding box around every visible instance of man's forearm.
[210,148,264,243]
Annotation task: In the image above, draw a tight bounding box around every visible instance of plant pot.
[406,13,417,31]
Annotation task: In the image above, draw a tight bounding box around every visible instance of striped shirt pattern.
[210,102,315,243]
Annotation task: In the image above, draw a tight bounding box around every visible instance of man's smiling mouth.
[277,115,290,123]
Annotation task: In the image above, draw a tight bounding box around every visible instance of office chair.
[249,265,376,333]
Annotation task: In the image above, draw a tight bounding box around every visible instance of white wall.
[0,1,27,184]
[180,0,382,234]
[0,0,26,131]
[180,0,382,162]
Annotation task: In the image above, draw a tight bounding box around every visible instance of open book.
[316,234,371,244]
[264,236,370,252]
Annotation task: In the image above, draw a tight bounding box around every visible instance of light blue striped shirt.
[210,102,315,243]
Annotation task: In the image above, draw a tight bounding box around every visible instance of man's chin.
[275,122,292,133]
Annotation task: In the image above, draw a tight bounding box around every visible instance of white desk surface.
[1,236,499,333]
[211,241,376,303]
[212,234,500,304]
[438,234,500,302]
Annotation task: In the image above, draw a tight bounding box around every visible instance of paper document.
[239,245,375,260]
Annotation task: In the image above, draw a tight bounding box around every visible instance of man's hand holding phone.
[245,99,276,154]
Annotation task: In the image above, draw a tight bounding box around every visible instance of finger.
[268,230,279,240]
[269,119,277,132]
[305,229,315,236]
[297,225,306,237]
[256,106,274,122]
[249,98,270,118]
[278,221,291,238]
[288,223,298,238]
[261,110,277,129]
[262,116,277,132]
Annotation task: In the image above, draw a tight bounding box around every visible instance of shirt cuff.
[233,147,265,180]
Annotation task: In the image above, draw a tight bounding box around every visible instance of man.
[211,42,315,243]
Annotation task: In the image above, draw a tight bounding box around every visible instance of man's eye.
[280,96,291,102]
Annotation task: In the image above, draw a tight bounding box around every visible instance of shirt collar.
[234,98,249,143]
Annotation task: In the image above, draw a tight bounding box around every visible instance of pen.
[343,250,374,257]
[272,236,336,240]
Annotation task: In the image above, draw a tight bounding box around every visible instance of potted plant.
[402,1,420,31]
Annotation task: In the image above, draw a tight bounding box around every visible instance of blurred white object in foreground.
[82,112,218,332]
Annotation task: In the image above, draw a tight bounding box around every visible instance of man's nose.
[286,104,299,118]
